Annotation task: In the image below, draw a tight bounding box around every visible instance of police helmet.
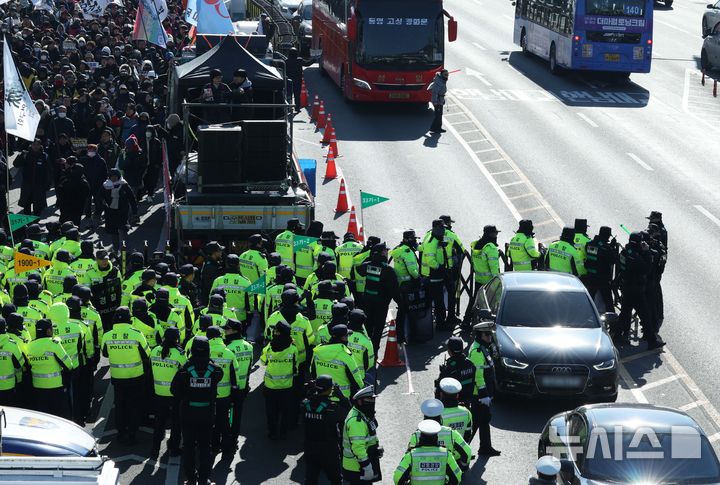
[420,398,444,418]
[206,326,222,339]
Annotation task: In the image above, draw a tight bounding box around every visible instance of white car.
[278,0,302,19]
[702,21,720,70]
[703,1,720,37]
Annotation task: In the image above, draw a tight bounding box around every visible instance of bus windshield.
[585,0,646,17]
[355,0,444,69]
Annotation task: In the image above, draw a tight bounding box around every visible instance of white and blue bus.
[513,0,653,76]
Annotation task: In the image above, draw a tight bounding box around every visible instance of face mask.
[87,151,96,157]
[58,112,67,118]
[357,400,376,417]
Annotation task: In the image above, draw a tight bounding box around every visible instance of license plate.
[539,375,585,388]
[388,92,410,99]
[604,53,620,62]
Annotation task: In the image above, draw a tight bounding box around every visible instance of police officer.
[318,231,339,264]
[224,318,253,439]
[131,269,158,303]
[310,280,335,334]
[26,318,73,418]
[585,226,618,313]
[438,216,466,325]
[239,234,268,283]
[407,399,472,471]
[394,419,462,485]
[342,386,382,483]
[179,264,200,308]
[302,374,352,485]
[265,289,315,368]
[438,377,473,443]
[150,288,187,343]
[200,241,224,306]
[149,327,186,458]
[573,219,591,277]
[336,232,364,282]
[546,227,584,276]
[171,336,223,485]
[296,221,325,284]
[87,249,122,331]
[464,226,501,325]
[436,336,475,405]
[43,250,77,296]
[0,317,25,406]
[205,325,239,458]
[468,322,501,456]
[71,241,96,286]
[351,236,381,304]
[508,219,542,271]
[646,210,668,249]
[347,309,375,384]
[265,266,296,323]
[390,230,420,345]
[101,306,150,445]
[163,273,195,333]
[261,321,298,439]
[419,221,448,329]
[529,456,561,484]
[311,324,364,399]
[122,252,146,302]
[13,284,43,341]
[52,274,79,305]
[211,254,251,323]
[131,298,159,348]
[357,243,400,352]
[316,301,350,345]
[647,223,667,331]
[275,218,303,271]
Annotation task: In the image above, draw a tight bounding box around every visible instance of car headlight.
[352,78,371,90]
[593,359,616,371]
[502,357,529,369]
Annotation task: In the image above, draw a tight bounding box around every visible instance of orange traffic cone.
[346,205,360,240]
[317,101,327,129]
[329,127,339,157]
[379,320,405,367]
[311,95,320,122]
[358,225,365,243]
[322,114,334,143]
[300,80,309,108]
[335,178,349,213]
[324,149,337,180]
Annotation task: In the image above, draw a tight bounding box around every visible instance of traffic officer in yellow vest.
[131,269,158,304]
[468,322,501,456]
[265,289,315,366]
[419,221,448,330]
[22,224,51,260]
[264,266,295,323]
[408,399,471,471]
[336,232,364,281]
[265,252,282,285]
[439,216,466,325]
[67,293,99,425]
[0,317,26,406]
[351,236,381,305]
[238,234,269,284]
[463,226,501,325]
[131,298,160,348]
[394,419,462,485]
[310,280,335,334]
[161,273,195,333]
[574,218,591,277]
[211,255,251,323]
[70,241,96,286]
[546,227,584,276]
[391,230,420,345]
[149,326,186,457]
[224,318,253,439]
[347,309,375,384]
[296,221,324,284]
[121,252,146,306]
[53,227,81,261]
[311,324,365,399]
[508,220,542,271]
[26,318,73,418]
[342,385,382,483]
[13,284,43,341]
[197,293,236,332]
[150,288,187,343]
[204,326,239,458]
[438,377,473,443]
[317,231,339,264]
[275,218,303,271]
[43,250,76,296]
[315,301,350,346]
[260,320,298,440]
[101,307,150,445]
[51,275,78,305]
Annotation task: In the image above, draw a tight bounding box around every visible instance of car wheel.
[702,49,712,71]
[521,29,529,55]
[549,43,559,75]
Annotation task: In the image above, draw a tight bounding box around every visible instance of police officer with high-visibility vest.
[311,324,365,399]
[26,318,73,418]
[131,298,159,348]
[463,226,501,325]
[162,273,195,332]
[150,288,187,343]
[210,254,251,323]
[347,309,375,383]
[13,284,43,341]
[310,280,335,334]
[87,249,122,331]
[436,337,475,405]
[238,234,269,284]
[394,419,462,485]
[149,326,186,458]
[508,220,542,271]
[264,266,295,323]
[260,320,298,440]
[265,289,315,368]
[275,218,304,271]
[54,298,90,425]
[43,250,76,296]
[438,216,466,325]
[546,227,584,276]
[351,236,381,304]
[419,221,448,330]
[357,243,399,352]
[171,336,223,485]
[390,230,420,345]
[296,221,324,284]
[101,306,150,445]
[70,241,96,286]
[438,377,473,443]
[468,322,501,456]
[408,399,471,471]
[224,318,253,439]
[342,386,382,483]
[0,317,25,406]
[574,219,591,278]
[336,232,364,282]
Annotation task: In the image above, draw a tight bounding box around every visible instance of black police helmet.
[66,296,82,311]
[206,326,223,339]
[190,336,211,361]
[315,374,333,391]
[13,284,28,301]
[163,272,179,287]
[332,302,349,319]
[36,318,53,334]
[348,308,366,328]
[164,326,180,346]
[132,298,148,314]
[113,307,132,324]
[281,289,300,306]
[198,314,213,331]
[0,317,6,334]
[209,294,225,310]
[55,250,71,264]
[339,295,354,311]
[156,288,170,302]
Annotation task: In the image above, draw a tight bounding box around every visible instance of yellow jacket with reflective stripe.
[150,346,186,397]
[260,342,297,389]
[508,232,541,271]
[26,337,71,389]
[101,323,149,380]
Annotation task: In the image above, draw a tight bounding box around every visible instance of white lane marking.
[694,205,720,227]
[467,139,489,144]
[93,383,114,439]
[490,169,516,175]
[640,373,683,391]
[500,180,524,187]
[620,348,663,363]
[577,112,599,128]
[509,193,535,200]
[458,129,480,134]
[472,42,487,51]
[663,350,720,430]
[475,147,497,153]
[618,362,649,404]
[466,67,493,87]
[483,158,506,164]
[655,18,695,37]
[628,152,654,171]
[680,400,709,412]
[402,344,415,395]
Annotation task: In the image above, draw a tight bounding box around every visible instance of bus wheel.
[521,29,529,55]
[549,44,559,75]
[702,49,712,71]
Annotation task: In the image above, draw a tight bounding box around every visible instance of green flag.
[293,235,318,250]
[619,224,631,235]
[361,191,390,209]
[8,214,39,232]
[246,275,266,295]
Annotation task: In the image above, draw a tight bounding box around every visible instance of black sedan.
[538,403,720,484]
[470,272,618,401]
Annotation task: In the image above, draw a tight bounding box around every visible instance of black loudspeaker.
[198,125,243,192]
[240,120,288,182]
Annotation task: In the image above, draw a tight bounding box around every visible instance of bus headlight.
[582,44,593,58]
[353,78,372,90]
[633,47,643,60]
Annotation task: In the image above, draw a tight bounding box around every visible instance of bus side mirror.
[347,16,357,39]
[448,17,458,42]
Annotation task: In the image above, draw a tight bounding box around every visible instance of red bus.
[311,0,457,102]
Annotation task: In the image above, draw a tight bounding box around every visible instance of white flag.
[31,0,53,12]
[3,39,40,142]
[79,0,111,19]
[184,0,198,26]
[154,0,168,21]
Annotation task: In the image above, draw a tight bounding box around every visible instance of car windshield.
[500,291,599,328]
[584,432,720,482]
[355,0,444,69]
[586,0,646,17]
[303,6,312,20]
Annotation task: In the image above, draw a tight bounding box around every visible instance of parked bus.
[513,0,653,77]
[312,0,457,102]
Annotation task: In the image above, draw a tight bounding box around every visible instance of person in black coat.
[47,133,76,187]
[119,134,146,198]
[81,144,109,217]
[57,163,90,226]
[285,48,313,112]
[87,114,109,145]
[103,168,138,247]
[46,105,76,144]
[156,114,184,176]
[142,125,163,202]
[14,139,51,216]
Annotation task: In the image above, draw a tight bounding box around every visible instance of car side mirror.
[560,459,575,478]
[477,309,496,322]
[448,17,458,42]
[601,312,619,326]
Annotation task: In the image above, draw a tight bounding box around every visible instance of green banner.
[293,235,318,250]
[245,275,266,295]
[361,191,390,209]
[8,214,39,232]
